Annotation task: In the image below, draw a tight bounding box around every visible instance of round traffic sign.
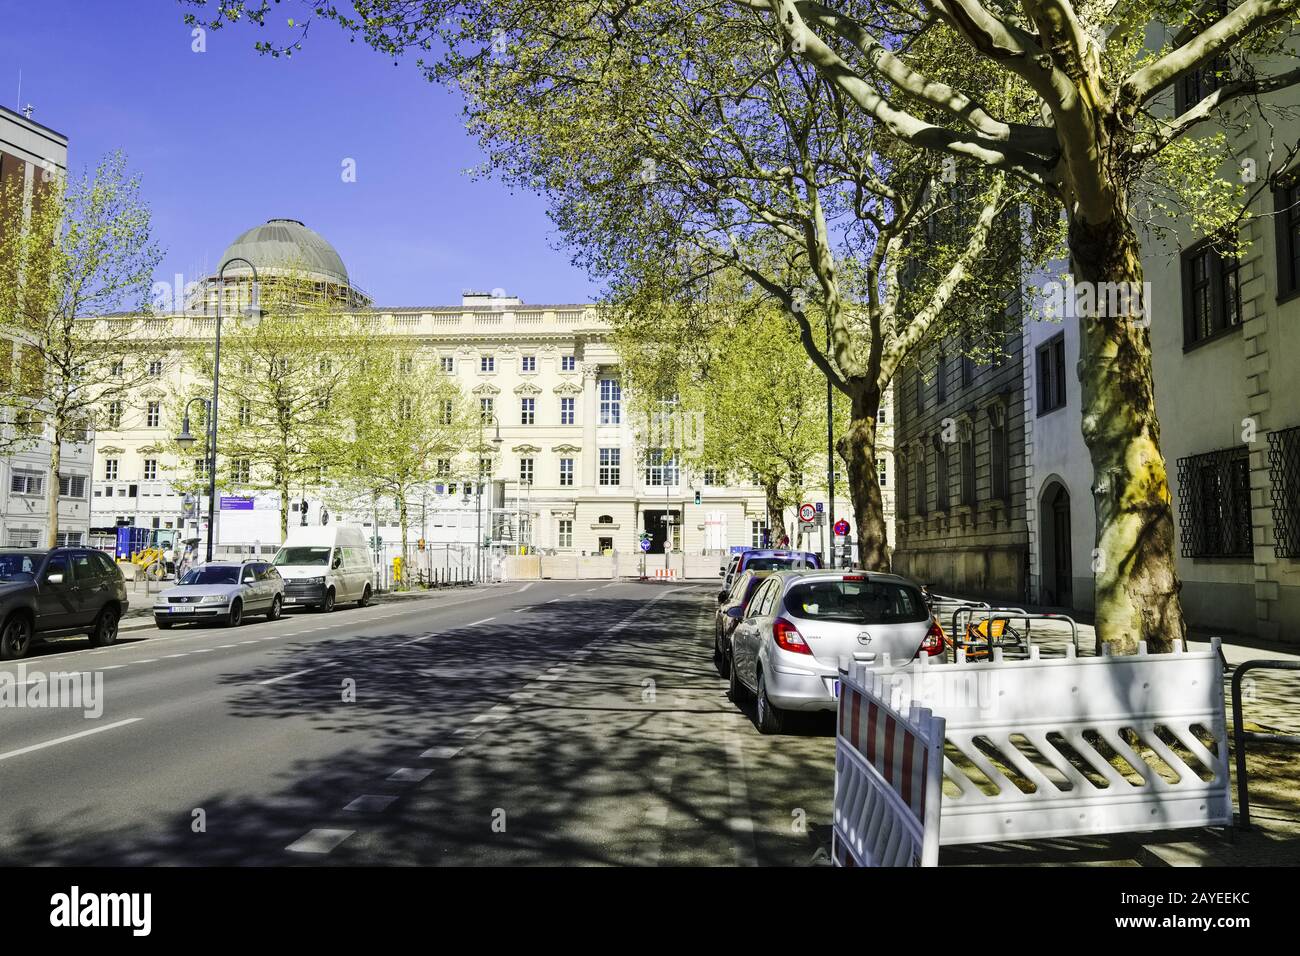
[640,538,652,552]
[799,503,816,522]
[833,518,850,536]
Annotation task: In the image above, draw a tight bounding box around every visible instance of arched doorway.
[1040,482,1073,608]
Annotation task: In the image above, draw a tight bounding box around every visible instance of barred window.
[913,453,927,517]
[989,412,1010,502]
[960,430,976,506]
[1268,426,1300,558]
[1177,446,1253,558]
[935,443,950,511]
[10,470,43,495]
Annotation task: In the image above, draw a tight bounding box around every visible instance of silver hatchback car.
[725,569,944,733]
[154,560,285,628]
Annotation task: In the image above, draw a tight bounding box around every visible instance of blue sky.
[0,0,598,306]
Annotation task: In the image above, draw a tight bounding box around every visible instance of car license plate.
[284,596,296,603]
[171,606,194,614]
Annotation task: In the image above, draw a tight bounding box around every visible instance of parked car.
[153,561,284,628]
[719,552,742,585]
[271,525,373,612]
[722,549,822,593]
[725,569,944,734]
[0,547,129,660]
[713,569,771,678]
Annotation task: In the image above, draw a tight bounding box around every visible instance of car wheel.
[0,613,33,660]
[226,599,243,627]
[320,588,335,613]
[357,584,372,608]
[714,630,730,679]
[156,618,173,630]
[755,670,785,736]
[267,595,282,621]
[728,653,748,706]
[89,605,119,647]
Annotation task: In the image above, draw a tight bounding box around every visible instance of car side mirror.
[718,569,725,577]
[46,572,64,585]
[332,556,342,570]
[725,606,743,619]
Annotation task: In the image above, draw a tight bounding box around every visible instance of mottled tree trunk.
[764,482,787,547]
[278,472,290,541]
[839,385,889,572]
[1070,212,1185,654]
[45,424,62,548]
[398,489,410,589]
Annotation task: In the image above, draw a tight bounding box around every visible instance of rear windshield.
[744,555,819,572]
[274,547,331,566]
[784,579,928,624]
[0,553,39,580]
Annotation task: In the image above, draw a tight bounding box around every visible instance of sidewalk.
[932,592,1300,866]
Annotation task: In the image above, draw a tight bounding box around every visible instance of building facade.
[893,318,1029,603]
[88,219,883,565]
[1021,45,1300,643]
[0,105,94,549]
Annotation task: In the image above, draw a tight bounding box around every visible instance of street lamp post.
[175,396,211,549]
[475,412,502,582]
[181,257,262,563]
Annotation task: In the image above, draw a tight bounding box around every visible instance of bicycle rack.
[1230,659,1300,829]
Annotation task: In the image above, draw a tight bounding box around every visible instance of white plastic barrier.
[832,669,946,866]
[841,640,1232,847]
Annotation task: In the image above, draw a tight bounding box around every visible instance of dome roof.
[217,219,349,285]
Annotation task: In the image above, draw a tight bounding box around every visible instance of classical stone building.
[88,218,876,565]
[892,314,1029,603]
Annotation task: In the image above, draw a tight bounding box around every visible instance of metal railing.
[1230,659,1300,828]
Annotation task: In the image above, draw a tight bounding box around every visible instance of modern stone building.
[0,105,94,548]
[88,218,875,566]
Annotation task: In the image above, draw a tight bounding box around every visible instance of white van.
[271,525,374,612]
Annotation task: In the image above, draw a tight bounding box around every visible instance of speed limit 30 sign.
[798,503,816,523]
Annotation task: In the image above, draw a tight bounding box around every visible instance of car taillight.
[918,617,946,657]
[773,617,812,655]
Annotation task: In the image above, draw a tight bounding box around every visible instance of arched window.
[598,515,614,524]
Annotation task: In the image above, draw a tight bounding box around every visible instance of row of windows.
[912,336,1007,416]
[899,411,1011,518]
[477,353,577,374]
[7,471,88,498]
[478,393,589,426]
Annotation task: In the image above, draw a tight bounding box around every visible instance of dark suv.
[0,548,129,660]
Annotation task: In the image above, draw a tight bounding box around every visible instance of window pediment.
[553,380,583,395]
[514,382,542,396]
[472,383,501,396]
[551,443,581,454]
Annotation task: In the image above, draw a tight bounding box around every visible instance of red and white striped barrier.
[651,568,678,580]
[833,670,945,867]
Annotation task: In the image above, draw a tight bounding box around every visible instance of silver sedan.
[725,569,945,734]
[153,561,285,628]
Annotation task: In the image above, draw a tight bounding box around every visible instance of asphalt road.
[0,581,838,866]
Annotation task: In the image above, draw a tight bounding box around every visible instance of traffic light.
[694,489,701,505]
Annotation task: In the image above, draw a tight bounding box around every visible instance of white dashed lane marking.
[388,767,434,783]
[0,718,143,763]
[285,829,354,854]
[344,795,396,814]
[258,661,337,686]
[421,746,461,759]
[465,617,495,627]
